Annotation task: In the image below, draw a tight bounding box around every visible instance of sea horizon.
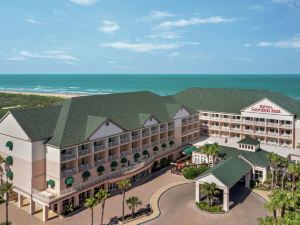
[0,74,300,100]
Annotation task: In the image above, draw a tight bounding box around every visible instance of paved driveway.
[147,183,269,225]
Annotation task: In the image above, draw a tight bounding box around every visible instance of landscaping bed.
[196,201,224,214]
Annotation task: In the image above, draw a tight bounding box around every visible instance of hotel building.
[0,88,300,221]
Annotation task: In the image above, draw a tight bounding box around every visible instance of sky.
[0,0,300,74]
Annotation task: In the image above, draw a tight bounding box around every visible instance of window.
[255,170,263,180]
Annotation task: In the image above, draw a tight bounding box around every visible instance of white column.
[42,205,49,222]
[29,199,35,215]
[195,182,200,203]
[223,188,229,212]
[245,172,251,188]
[57,200,63,214]
[17,193,23,208]
[262,168,267,182]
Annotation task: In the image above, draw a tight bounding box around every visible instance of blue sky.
[0,0,300,74]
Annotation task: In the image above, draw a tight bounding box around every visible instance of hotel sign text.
[251,105,281,114]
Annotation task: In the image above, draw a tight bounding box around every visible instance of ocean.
[0,74,300,100]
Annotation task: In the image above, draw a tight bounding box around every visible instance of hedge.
[182,165,208,180]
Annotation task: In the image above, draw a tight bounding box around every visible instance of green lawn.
[0,93,64,118]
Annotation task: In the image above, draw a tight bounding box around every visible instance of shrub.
[111,161,118,168]
[82,171,91,179]
[97,166,105,175]
[6,141,13,151]
[142,150,149,157]
[65,177,74,186]
[196,201,223,213]
[161,143,167,150]
[121,157,128,164]
[153,146,159,152]
[47,179,55,188]
[6,170,13,181]
[5,156,13,166]
[182,165,208,180]
[134,153,140,160]
[169,140,175,147]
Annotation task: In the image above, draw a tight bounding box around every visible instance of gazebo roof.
[237,137,260,146]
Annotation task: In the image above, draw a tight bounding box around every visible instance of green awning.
[182,146,198,155]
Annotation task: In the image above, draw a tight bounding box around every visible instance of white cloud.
[102,42,180,52]
[248,5,265,12]
[257,37,300,48]
[244,43,252,47]
[98,21,120,34]
[169,52,182,57]
[149,32,180,40]
[6,50,78,63]
[149,11,175,19]
[69,0,96,6]
[27,17,49,26]
[159,16,236,28]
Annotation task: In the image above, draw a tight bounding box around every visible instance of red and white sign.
[251,104,281,114]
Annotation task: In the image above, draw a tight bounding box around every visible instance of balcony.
[168,136,175,141]
[108,155,118,162]
[266,122,279,127]
[151,129,159,135]
[151,141,159,146]
[120,151,130,157]
[132,147,142,154]
[267,132,278,137]
[142,143,151,149]
[94,159,105,167]
[142,132,150,138]
[243,129,253,134]
[120,137,130,144]
[160,127,168,132]
[168,125,175,130]
[61,152,76,162]
[132,134,141,141]
[160,138,168,143]
[79,163,90,172]
[108,141,119,148]
[182,120,188,126]
[61,168,77,178]
[78,149,91,157]
[94,144,106,152]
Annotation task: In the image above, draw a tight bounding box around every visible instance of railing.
[108,155,118,162]
[79,164,90,172]
[78,149,91,157]
[160,127,167,132]
[142,132,150,138]
[94,144,106,152]
[108,141,119,148]
[61,152,76,162]
[132,147,142,153]
[132,134,141,140]
[168,125,175,130]
[151,141,159,146]
[182,120,188,126]
[142,143,151,148]
[94,159,105,167]
[151,129,159,135]
[121,151,130,157]
[168,136,175,141]
[61,168,77,178]
[120,137,131,144]
[266,122,279,127]
[267,132,279,137]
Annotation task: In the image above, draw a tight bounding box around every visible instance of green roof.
[200,156,252,188]
[218,145,270,167]
[237,137,260,146]
[5,88,300,148]
[172,88,300,115]
[182,146,198,155]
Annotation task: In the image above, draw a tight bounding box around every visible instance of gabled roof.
[238,137,260,146]
[199,156,252,188]
[172,88,300,116]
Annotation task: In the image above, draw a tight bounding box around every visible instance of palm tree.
[280,159,288,189]
[0,155,5,185]
[268,152,281,189]
[0,181,13,225]
[210,143,221,166]
[287,163,300,193]
[117,179,132,221]
[126,196,142,218]
[84,197,98,225]
[95,189,110,225]
[200,182,219,207]
[201,144,211,165]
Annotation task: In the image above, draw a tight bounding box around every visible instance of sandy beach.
[0,90,84,98]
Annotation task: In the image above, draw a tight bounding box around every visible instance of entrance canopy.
[182,146,198,156]
[196,156,252,189]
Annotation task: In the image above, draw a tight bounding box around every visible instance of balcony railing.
[132,134,141,140]
[120,137,131,144]
[94,159,105,167]
[94,144,106,152]
[160,127,167,132]
[78,149,91,157]
[151,141,159,146]
[142,143,151,149]
[142,132,150,138]
[168,125,175,130]
[79,164,90,172]
[168,136,175,141]
[108,155,118,162]
[151,129,159,135]
[61,168,77,178]
[132,147,142,154]
[61,152,76,162]
[121,151,130,157]
[108,141,119,148]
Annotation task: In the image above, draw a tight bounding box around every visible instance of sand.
[0,90,84,98]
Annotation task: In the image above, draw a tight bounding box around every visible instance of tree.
[287,163,300,193]
[280,158,288,189]
[126,196,142,218]
[0,181,13,225]
[182,166,208,180]
[95,189,110,225]
[201,144,212,165]
[200,182,219,207]
[0,156,5,185]
[258,216,278,225]
[84,197,98,225]
[209,143,221,166]
[268,152,282,189]
[117,179,131,221]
